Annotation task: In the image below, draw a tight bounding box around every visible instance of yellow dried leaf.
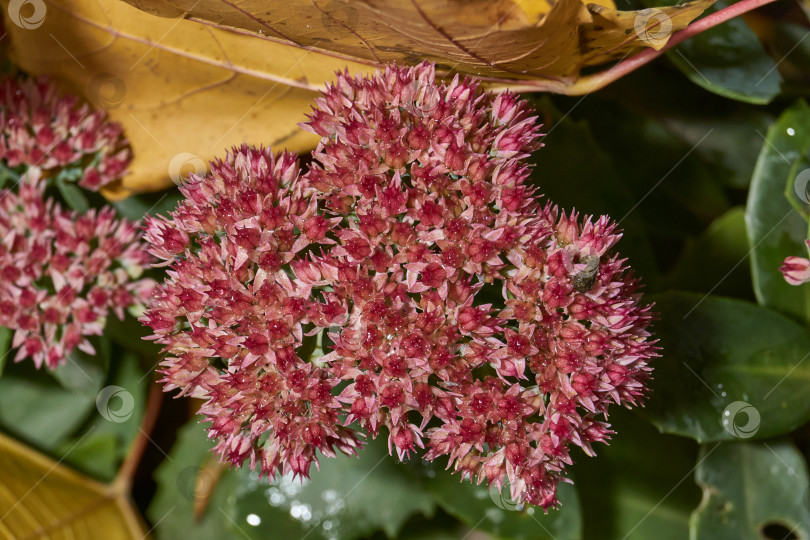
[0,431,147,539]
[1,0,372,198]
[581,2,717,64]
[1,0,712,197]
[118,0,713,81]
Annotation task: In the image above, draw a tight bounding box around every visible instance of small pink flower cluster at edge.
[780,240,810,286]
[141,62,657,509]
[0,77,131,191]
[0,77,153,369]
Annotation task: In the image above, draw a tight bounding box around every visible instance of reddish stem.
[114,381,163,492]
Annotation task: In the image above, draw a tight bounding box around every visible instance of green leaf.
[56,177,90,212]
[424,463,582,540]
[50,339,110,395]
[785,154,810,220]
[105,313,161,358]
[665,0,782,104]
[575,409,701,540]
[665,207,753,299]
[642,291,810,442]
[0,326,11,377]
[57,353,147,482]
[770,22,810,96]
[149,420,246,540]
[546,85,732,263]
[657,110,773,190]
[528,97,660,289]
[0,161,21,187]
[152,424,434,540]
[746,100,810,323]
[690,440,810,540]
[56,434,119,480]
[0,359,97,449]
[113,189,183,221]
[227,436,435,540]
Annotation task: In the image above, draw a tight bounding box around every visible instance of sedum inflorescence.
[142,62,657,508]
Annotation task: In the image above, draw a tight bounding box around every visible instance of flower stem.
[113,380,163,493]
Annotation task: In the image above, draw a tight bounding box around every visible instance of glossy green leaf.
[770,22,810,96]
[105,313,161,358]
[57,434,120,480]
[149,420,247,540]
[785,154,810,220]
[528,97,659,289]
[423,462,581,540]
[665,0,782,104]
[113,189,183,221]
[228,436,435,540]
[657,109,773,190]
[665,206,752,299]
[56,176,90,212]
[57,353,147,482]
[691,440,810,540]
[0,359,97,448]
[396,512,472,540]
[575,408,701,540]
[0,161,21,188]
[549,80,733,263]
[50,339,110,395]
[746,100,810,324]
[642,291,810,442]
[0,326,11,377]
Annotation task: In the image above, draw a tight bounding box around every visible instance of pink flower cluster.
[0,176,153,368]
[0,77,131,191]
[780,240,810,286]
[142,63,656,508]
[0,76,150,369]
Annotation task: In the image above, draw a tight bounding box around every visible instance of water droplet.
[269,491,285,506]
[290,501,313,522]
[787,127,796,136]
[721,391,727,397]
[323,521,334,531]
[321,489,340,503]
[246,514,261,526]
